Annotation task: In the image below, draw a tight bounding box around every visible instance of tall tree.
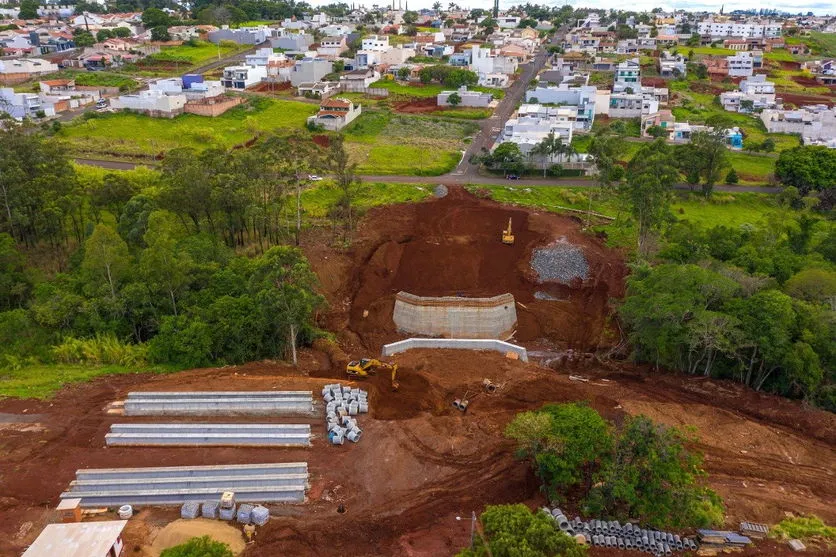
[140,211,193,316]
[690,130,728,197]
[621,140,679,255]
[81,224,131,300]
[328,135,365,241]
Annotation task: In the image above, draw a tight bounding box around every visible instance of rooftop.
[23,520,127,557]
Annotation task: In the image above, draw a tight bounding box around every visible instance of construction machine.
[346,358,400,391]
[501,217,515,245]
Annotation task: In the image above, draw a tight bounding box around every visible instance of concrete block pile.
[543,507,699,554]
[322,383,367,445]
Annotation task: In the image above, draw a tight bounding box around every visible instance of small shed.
[23,520,127,557]
[56,497,82,523]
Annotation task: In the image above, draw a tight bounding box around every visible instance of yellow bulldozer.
[501,217,515,245]
[346,358,400,391]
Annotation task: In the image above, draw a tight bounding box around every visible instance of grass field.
[0,363,174,399]
[14,70,139,93]
[688,46,736,56]
[60,98,317,158]
[370,80,504,99]
[808,32,836,58]
[343,110,477,175]
[301,181,434,218]
[146,40,246,65]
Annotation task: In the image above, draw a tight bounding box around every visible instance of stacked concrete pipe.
[543,507,699,554]
[323,383,367,445]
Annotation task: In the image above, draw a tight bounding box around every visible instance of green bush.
[457,504,586,557]
[53,333,147,366]
[160,536,234,557]
[505,403,611,500]
[585,415,724,529]
[770,515,836,542]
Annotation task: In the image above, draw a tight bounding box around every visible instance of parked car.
[506,174,519,180]
[308,175,323,181]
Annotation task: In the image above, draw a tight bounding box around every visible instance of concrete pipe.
[664,542,672,556]
[574,533,587,546]
[358,402,369,413]
[551,507,563,517]
[348,402,359,416]
[539,507,551,516]
[618,537,625,549]
[641,535,649,546]
[347,428,362,442]
[603,536,612,547]
[601,523,610,534]
[625,538,633,551]
[555,515,570,530]
[612,520,620,532]
[594,535,603,546]
[666,533,674,544]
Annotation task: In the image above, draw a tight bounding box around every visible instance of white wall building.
[470,45,518,88]
[728,52,755,77]
[0,88,55,120]
[109,89,188,117]
[220,64,267,90]
[437,86,493,108]
[760,105,836,144]
[697,20,782,38]
[498,103,575,156]
[0,58,59,80]
[525,83,597,130]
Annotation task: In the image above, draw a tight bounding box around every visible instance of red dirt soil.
[314,187,627,353]
[778,91,835,107]
[1,352,834,557]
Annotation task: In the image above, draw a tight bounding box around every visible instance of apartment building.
[697,19,782,38]
[728,52,755,77]
[760,105,836,144]
[525,83,597,130]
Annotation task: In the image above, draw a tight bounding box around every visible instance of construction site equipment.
[244,524,256,543]
[739,521,769,539]
[60,463,309,507]
[501,218,515,245]
[346,358,400,391]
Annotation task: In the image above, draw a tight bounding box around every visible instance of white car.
[308,175,323,181]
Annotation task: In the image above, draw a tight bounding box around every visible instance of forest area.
[0,126,362,374]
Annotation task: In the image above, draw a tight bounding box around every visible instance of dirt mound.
[778,91,835,107]
[148,518,245,556]
[332,187,627,352]
[392,97,439,114]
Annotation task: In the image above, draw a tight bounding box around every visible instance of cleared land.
[1,189,833,557]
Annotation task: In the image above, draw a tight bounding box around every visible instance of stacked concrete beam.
[105,423,312,447]
[123,391,314,416]
[60,463,308,507]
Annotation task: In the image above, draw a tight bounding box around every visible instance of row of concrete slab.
[105,423,312,447]
[123,390,315,416]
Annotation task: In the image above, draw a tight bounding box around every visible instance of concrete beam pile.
[105,423,312,447]
[60,463,309,507]
[123,391,314,416]
[382,338,529,362]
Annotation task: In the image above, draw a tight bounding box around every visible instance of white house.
[110,89,187,117]
[498,103,575,156]
[659,51,687,78]
[721,75,776,111]
[0,87,56,120]
[361,35,390,51]
[525,83,597,130]
[307,97,361,130]
[470,45,517,88]
[760,105,836,144]
[22,520,127,557]
[220,64,267,90]
[0,58,59,83]
[318,36,347,58]
[290,57,333,87]
[728,52,755,77]
[697,19,782,38]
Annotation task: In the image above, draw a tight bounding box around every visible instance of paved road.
[451,31,560,180]
[72,159,779,193]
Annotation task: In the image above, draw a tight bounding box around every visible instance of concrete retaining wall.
[382,338,528,362]
[62,463,309,507]
[393,292,517,339]
[106,423,312,447]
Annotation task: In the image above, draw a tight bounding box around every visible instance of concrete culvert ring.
[337,504,346,514]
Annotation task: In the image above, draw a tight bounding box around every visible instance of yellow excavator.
[346,358,400,391]
[501,217,515,245]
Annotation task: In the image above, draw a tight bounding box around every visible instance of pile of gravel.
[531,242,589,284]
[433,184,448,198]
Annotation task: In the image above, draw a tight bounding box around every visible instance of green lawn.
[342,110,477,175]
[688,46,736,56]
[763,49,796,62]
[671,192,778,228]
[301,181,434,218]
[370,80,505,99]
[726,151,776,182]
[0,363,174,399]
[59,98,317,159]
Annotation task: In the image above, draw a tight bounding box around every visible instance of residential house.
[437,86,493,108]
[321,24,353,37]
[469,45,518,88]
[788,43,810,56]
[297,80,340,98]
[379,46,416,65]
[659,51,687,78]
[614,58,641,89]
[318,36,346,58]
[361,35,390,51]
[723,39,749,51]
[496,16,521,29]
[608,91,659,118]
[728,52,755,77]
[208,26,269,45]
[0,58,59,84]
[0,87,55,119]
[108,88,187,117]
[290,57,332,87]
[450,52,471,67]
[704,57,729,78]
[760,105,836,144]
[272,32,313,53]
[220,63,267,90]
[168,25,218,41]
[307,97,361,130]
[641,110,676,137]
[339,68,379,91]
[719,74,777,111]
[525,82,597,130]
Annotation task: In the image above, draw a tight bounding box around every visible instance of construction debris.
[697,529,753,552]
[544,507,699,554]
[322,384,368,445]
[788,539,806,551]
[739,521,769,539]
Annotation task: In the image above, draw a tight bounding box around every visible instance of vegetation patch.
[769,516,836,544]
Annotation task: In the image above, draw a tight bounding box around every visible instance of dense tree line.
[505,403,723,530]
[0,127,361,369]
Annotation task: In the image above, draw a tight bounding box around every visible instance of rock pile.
[530,242,589,284]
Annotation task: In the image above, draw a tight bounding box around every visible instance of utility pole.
[470,511,477,549]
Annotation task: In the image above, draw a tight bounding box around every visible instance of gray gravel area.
[531,242,589,284]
